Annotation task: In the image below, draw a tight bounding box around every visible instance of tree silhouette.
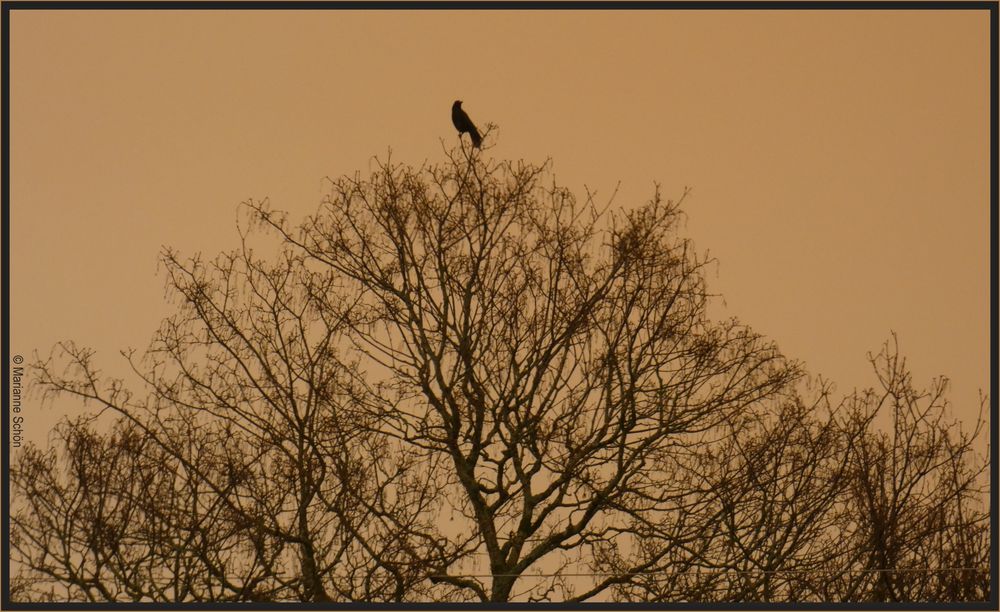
[597,338,988,602]
[12,146,989,603]
[15,244,461,602]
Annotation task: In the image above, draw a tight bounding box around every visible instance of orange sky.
[9,9,991,447]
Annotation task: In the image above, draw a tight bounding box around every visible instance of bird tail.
[470,127,482,148]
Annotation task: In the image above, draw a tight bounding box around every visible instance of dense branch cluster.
[11,147,989,603]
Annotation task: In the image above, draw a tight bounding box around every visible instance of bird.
[451,100,482,148]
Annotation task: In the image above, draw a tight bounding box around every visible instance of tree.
[249,146,800,602]
[595,383,866,602]
[822,337,989,602]
[12,145,989,603]
[15,238,463,602]
[594,338,989,603]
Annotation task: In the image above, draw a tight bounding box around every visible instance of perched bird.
[451,100,482,148]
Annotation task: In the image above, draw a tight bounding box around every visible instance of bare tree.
[597,383,867,602]
[15,233,462,602]
[12,146,988,603]
[13,416,287,602]
[251,147,800,601]
[598,337,989,603]
[819,336,990,602]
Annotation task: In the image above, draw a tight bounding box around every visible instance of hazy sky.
[10,9,990,446]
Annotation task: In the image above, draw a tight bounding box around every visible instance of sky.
[9,9,991,448]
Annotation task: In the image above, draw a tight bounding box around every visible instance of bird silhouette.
[451,100,482,148]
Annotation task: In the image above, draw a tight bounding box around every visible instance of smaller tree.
[825,336,989,602]
[14,231,463,602]
[594,337,988,603]
[592,381,866,602]
[12,416,287,602]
